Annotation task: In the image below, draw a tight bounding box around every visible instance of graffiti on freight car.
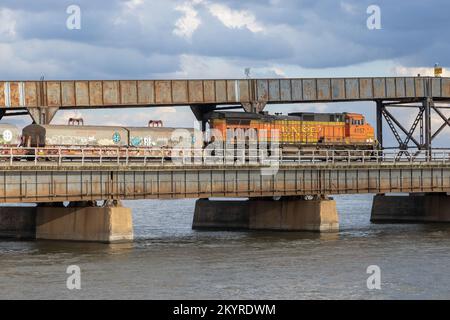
[46,135,97,146]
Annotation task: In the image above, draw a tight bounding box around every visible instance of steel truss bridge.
[0,76,449,203]
[0,147,449,203]
[1,76,450,153]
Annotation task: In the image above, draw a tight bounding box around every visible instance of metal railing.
[0,147,450,166]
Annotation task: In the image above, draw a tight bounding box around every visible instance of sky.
[0,0,450,147]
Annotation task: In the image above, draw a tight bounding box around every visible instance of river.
[0,194,449,299]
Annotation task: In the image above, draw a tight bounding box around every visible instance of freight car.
[0,124,25,158]
[206,111,377,157]
[21,122,202,159]
[0,124,21,146]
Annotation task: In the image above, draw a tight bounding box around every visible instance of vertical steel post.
[423,97,432,160]
[376,100,383,148]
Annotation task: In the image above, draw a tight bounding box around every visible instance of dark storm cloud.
[0,0,449,79]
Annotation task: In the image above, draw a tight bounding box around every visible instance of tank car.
[0,124,21,147]
[21,121,202,159]
[0,124,23,159]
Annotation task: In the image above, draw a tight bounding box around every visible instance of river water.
[0,194,449,300]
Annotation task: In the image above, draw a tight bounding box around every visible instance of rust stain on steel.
[25,82,38,107]
[302,79,316,100]
[331,79,345,100]
[359,78,372,99]
[188,80,203,103]
[9,82,21,107]
[61,81,75,106]
[317,79,331,100]
[155,80,172,104]
[0,165,448,203]
[415,78,425,97]
[0,82,5,106]
[395,78,406,97]
[120,80,138,104]
[137,80,154,104]
[47,81,61,107]
[172,80,188,103]
[103,80,120,105]
[203,80,216,102]
[89,81,103,106]
[373,78,386,98]
[291,79,302,100]
[405,77,415,97]
[432,78,441,97]
[385,78,396,97]
[443,78,450,97]
[75,81,89,106]
[280,79,292,100]
[345,79,359,99]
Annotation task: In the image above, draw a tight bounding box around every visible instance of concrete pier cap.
[371,193,450,223]
[0,200,133,243]
[193,195,339,232]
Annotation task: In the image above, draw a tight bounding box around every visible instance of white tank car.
[0,124,21,146]
[127,127,202,149]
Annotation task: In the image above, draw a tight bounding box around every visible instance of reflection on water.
[0,195,449,299]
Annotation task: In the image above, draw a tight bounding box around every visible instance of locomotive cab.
[344,113,375,145]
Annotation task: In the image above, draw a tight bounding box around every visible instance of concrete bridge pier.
[192,196,339,232]
[371,193,450,223]
[0,200,133,243]
[36,200,133,243]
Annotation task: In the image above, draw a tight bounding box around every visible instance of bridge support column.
[0,207,36,239]
[36,201,133,243]
[371,193,450,223]
[193,196,339,232]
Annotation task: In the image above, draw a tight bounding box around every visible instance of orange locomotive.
[207,111,377,154]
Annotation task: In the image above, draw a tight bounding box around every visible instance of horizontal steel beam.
[0,163,449,203]
[1,77,449,109]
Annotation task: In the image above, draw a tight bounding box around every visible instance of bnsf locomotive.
[207,111,377,154]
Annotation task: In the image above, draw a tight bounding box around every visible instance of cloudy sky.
[1,0,449,146]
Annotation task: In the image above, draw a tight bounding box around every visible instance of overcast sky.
[1,0,449,146]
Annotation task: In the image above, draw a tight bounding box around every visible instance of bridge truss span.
[0,161,449,203]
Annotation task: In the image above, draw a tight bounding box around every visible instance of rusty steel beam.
[0,163,450,203]
[1,77,449,111]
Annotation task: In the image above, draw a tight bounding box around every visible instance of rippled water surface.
[0,194,449,299]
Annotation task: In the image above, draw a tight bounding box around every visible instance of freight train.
[0,110,378,161]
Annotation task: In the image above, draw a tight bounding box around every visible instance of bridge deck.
[1,77,449,109]
[1,162,449,203]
